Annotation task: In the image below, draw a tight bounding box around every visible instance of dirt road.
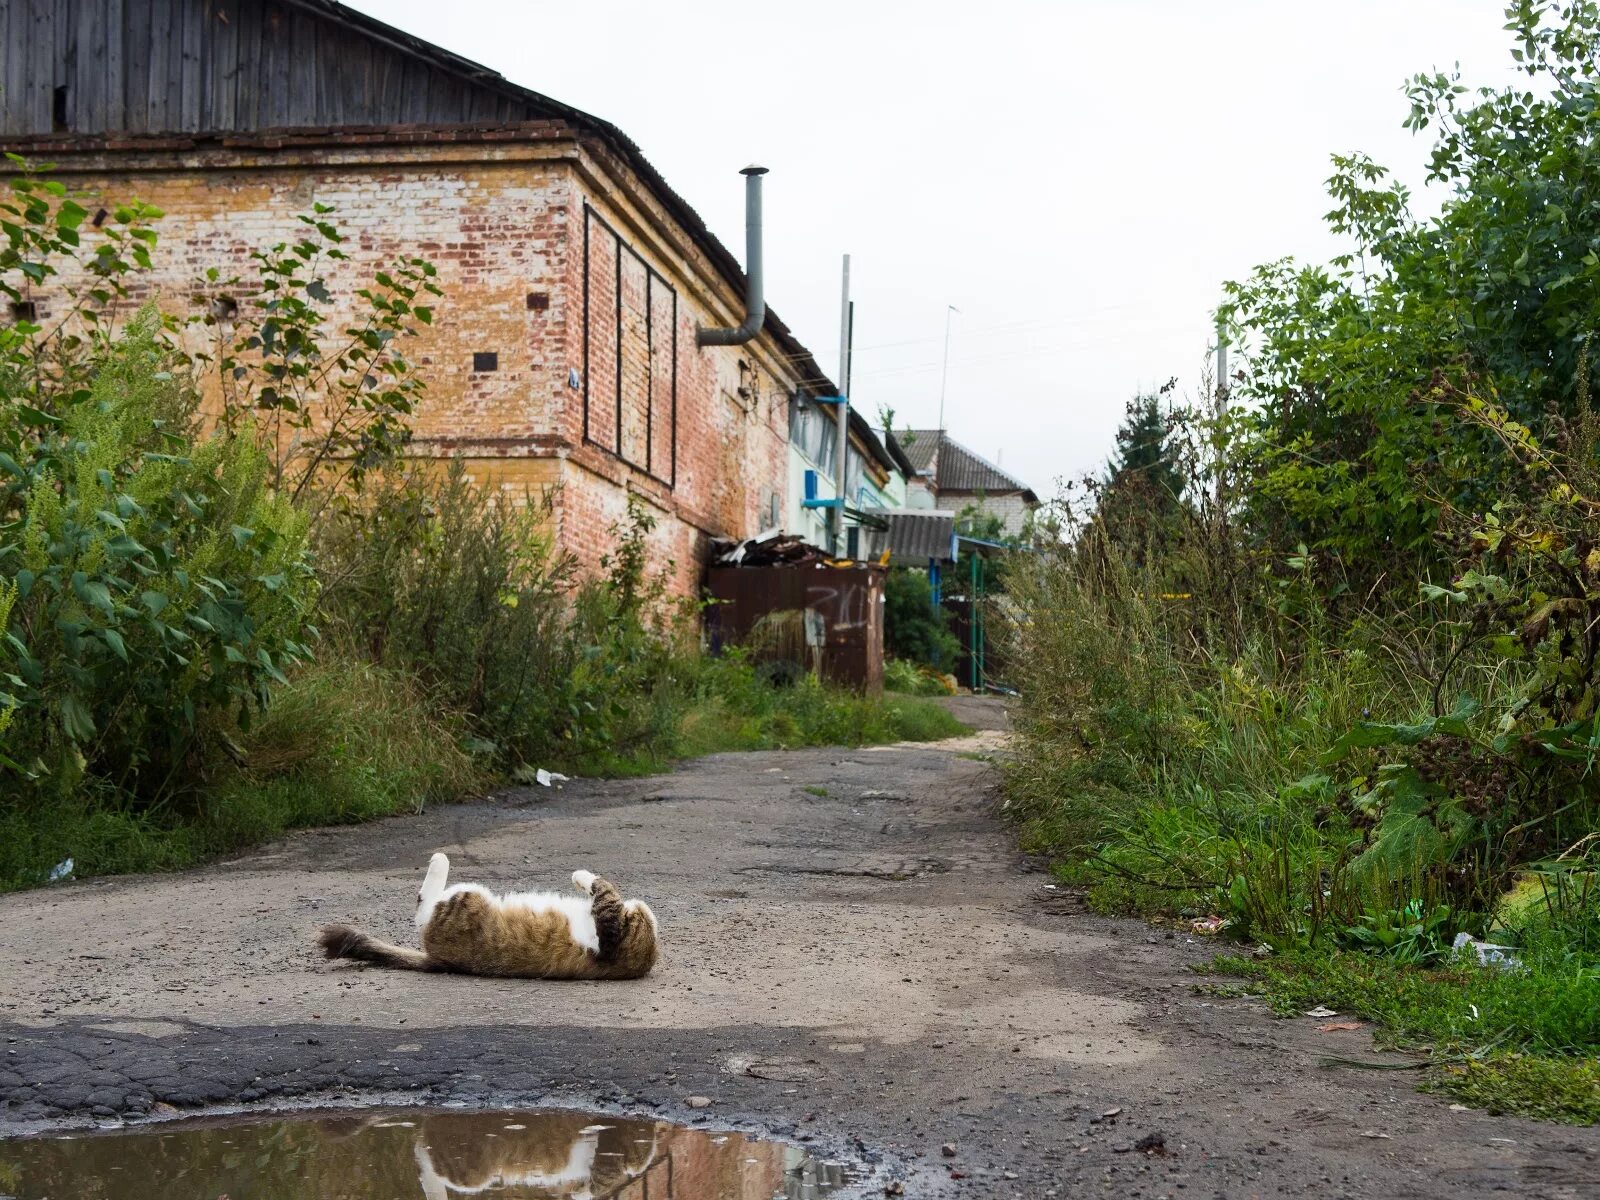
[0,697,1595,1196]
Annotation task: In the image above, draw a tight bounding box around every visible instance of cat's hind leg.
[416,853,450,925]
[584,875,626,961]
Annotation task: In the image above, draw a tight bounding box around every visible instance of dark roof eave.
[1,0,838,399]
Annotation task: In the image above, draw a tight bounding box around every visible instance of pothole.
[0,1106,856,1198]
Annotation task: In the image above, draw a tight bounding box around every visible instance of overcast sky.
[357,0,1517,500]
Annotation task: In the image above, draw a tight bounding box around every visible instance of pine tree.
[1106,393,1183,503]
[1097,392,1185,560]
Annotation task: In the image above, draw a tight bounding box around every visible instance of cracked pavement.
[1,698,1596,1197]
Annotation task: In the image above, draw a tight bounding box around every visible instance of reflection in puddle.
[0,1107,852,1199]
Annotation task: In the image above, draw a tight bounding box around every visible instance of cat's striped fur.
[317,854,658,980]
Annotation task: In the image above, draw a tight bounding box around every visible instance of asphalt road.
[1,697,1595,1197]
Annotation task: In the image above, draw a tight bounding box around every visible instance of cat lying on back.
[317,853,659,979]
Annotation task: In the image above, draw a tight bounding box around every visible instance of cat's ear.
[572,869,597,895]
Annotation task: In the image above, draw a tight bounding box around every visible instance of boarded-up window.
[583,205,677,487]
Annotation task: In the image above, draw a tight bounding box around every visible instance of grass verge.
[1,657,968,892]
[1209,948,1600,1123]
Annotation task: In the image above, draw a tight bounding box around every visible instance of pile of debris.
[712,529,828,568]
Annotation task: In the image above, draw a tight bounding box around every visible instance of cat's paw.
[572,869,597,895]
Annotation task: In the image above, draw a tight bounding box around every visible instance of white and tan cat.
[317,853,659,979]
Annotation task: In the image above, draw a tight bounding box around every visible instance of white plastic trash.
[1451,932,1521,969]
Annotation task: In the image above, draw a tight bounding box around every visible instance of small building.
[902,429,1038,537]
[0,0,838,598]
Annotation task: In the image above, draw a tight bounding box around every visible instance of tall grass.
[1005,507,1600,1119]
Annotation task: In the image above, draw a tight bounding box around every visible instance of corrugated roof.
[883,509,958,565]
[902,430,1037,503]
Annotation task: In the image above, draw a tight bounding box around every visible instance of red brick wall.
[16,135,805,598]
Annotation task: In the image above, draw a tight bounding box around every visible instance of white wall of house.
[952,492,1035,538]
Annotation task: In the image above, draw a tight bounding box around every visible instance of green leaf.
[100,627,128,661]
[71,571,116,618]
[58,693,95,742]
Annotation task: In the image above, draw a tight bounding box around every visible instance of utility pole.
[830,254,851,556]
[1215,317,1229,398]
[936,304,959,432]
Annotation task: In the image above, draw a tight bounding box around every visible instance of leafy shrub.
[0,655,479,891]
[885,657,951,696]
[1,311,316,806]
[884,567,959,668]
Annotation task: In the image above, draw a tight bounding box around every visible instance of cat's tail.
[316,924,443,972]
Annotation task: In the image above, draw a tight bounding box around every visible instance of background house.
[0,0,837,597]
[902,429,1038,537]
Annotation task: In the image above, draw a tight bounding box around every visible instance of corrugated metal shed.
[870,509,957,565]
[705,565,885,695]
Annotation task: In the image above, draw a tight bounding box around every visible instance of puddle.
[0,1106,853,1198]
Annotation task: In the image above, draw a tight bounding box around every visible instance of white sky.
[356,0,1518,500]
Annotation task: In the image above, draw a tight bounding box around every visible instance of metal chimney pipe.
[697,165,768,346]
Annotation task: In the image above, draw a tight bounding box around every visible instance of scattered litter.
[1191,915,1229,934]
[1089,1107,1122,1125]
[1251,943,1275,958]
[510,764,570,787]
[1361,1131,1392,1139]
[1317,1022,1364,1032]
[47,858,74,883]
[1302,1006,1338,1019]
[1448,1104,1472,1112]
[685,1096,713,1109]
[1042,884,1058,890]
[1452,932,1521,970]
[940,1143,958,1157]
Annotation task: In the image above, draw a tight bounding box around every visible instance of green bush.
[315,460,581,769]
[885,657,951,696]
[316,468,699,774]
[884,567,959,668]
[1,311,316,806]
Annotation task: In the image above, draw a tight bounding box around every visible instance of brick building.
[0,0,837,596]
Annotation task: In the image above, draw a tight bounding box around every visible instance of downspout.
[696,165,768,346]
